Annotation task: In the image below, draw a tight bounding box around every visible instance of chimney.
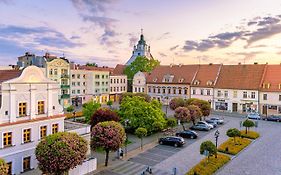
[209,63,213,65]
[238,62,241,65]
[254,62,258,65]
[179,64,182,67]
[170,63,173,67]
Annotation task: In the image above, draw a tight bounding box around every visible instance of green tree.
[82,101,101,123]
[169,98,185,110]
[186,105,202,125]
[86,62,98,67]
[174,107,189,130]
[119,92,151,104]
[35,132,88,175]
[106,100,113,108]
[66,105,74,112]
[91,121,126,166]
[124,56,160,80]
[243,119,255,134]
[200,141,217,161]
[226,128,241,144]
[118,96,166,134]
[166,118,177,127]
[135,127,148,149]
[152,121,165,132]
[0,158,8,175]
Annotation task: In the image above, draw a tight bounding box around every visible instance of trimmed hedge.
[218,137,251,155]
[186,154,230,175]
[240,130,260,139]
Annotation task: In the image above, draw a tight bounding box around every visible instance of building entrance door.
[232,103,238,112]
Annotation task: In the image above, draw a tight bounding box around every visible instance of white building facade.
[70,69,88,106]
[132,71,147,93]
[0,66,64,175]
[109,75,127,102]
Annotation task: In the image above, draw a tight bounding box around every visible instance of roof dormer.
[262,83,271,89]
[206,80,213,86]
[162,74,174,83]
[193,79,200,85]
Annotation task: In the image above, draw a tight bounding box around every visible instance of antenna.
[141,28,143,35]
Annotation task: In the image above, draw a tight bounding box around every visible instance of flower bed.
[240,130,260,139]
[186,154,230,175]
[218,137,251,155]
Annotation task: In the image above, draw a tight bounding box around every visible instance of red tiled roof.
[146,64,199,84]
[76,65,114,72]
[192,64,221,87]
[215,64,266,90]
[260,65,281,92]
[0,70,22,84]
[111,64,126,76]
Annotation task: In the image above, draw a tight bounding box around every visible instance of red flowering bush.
[0,158,8,175]
[174,107,189,130]
[91,121,126,166]
[35,132,88,175]
[169,98,185,110]
[90,108,120,128]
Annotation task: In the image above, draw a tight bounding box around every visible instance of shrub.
[66,105,74,112]
[90,108,120,128]
[226,128,241,144]
[243,119,255,134]
[186,154,230,175]
[166,118,177,128]
[107,100,113,107]
[218,137,251,155]
[152,121,165,132]
[200,141,217,159]
[0,158,8,175]
[35,132,88,175]
[169,98,185,110]
[240,130,260,139]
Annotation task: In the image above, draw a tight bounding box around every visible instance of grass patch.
[218,137,251,155]
[240,130,260,139]
[186,154,230,175]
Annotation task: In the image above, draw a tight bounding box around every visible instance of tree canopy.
[118,96,166,134]
[91,121,126,166]
[0,158,8,175]
[226,128,241,143]
[86,62,98,67]
[200,141,217,159]
[35,132,88,175]
[90,108,120,128]
[82,101,101,123]
[169,97,185,110]
[186,105,202,125]
[243,119,255,134]
[124,56,160,80]
[135,127,148,149]
[174,107,189,130]
[119,92,151,104]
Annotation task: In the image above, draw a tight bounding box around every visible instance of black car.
[264,115,281,122]
[158,136,185,147]
[205,120,218,128]
[190,124,211,131]
[176,130,198,139]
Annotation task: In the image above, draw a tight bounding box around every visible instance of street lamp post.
[124,119,130,156]
[214,130,220,158]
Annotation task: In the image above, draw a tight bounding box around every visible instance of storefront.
[215,100,228,111]
[261,104,281,116]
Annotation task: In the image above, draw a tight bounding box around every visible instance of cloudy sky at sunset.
[0,0,281,67]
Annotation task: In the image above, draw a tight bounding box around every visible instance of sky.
[0,0,281,67]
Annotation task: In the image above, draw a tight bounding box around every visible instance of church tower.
[126,29,154,65]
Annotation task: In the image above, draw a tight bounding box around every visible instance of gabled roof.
[111,64,126,76]
[76,65,114,72]
[191,64,222,87]
[146,64,199,84]
[0,70,22,84]
[215,64,266,90]
[260,65,281,92]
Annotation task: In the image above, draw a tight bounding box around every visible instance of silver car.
[247,113,261,120]
[209,117,224,124]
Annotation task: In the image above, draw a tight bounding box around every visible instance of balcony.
[61,74,70,79]
[61,94,70,99]
[61,85,70,89]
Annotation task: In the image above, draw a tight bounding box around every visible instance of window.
[38,101,44,114]
[279,95,281,101]
[23,129,31,143]
[72,90,75,94]
[233,91,237,98]
[243,91,247,98]
[77,82,80,86]
[54,69,57,75]
[184,89,188,95]
[3,132,12,147]
[142,88,144,92]
[40,126,47,139]
[163,88,166,93]
[168,88,171,94]
[110,79,112,84]
[72,74,75,78]
[217,90,221,97]
[117,87,119,91]
[173,88,176,94]
[5,111,8,115]
[114,79,116,83]
[206,90,210,95]
[72,82,75,86]
[23,156,31,172]
[134,87,137,92]
[158,88,160,94]
[251,92,255,99]
[83,74,86,79]
[153,88,156,93]
[110,87,112,92]
[139,87,141,92]
[52,124,58,134]
[120,79,122,83]
[19,102,27,117]
[95,75,100,79]
[102,82,104,85]
[49,69,53,75]
[77,74,80,79]
[193,89,196,95]
[7,162,12,175]
[102,75,104,79]
[201,89,204,95]
[138,80,141,84]
[117,79,119,83]
[224,91,228,97]
[83,89,86,94]
[114,87,116,92]
[95,82,100,86]
[148,87,151,93]
[106,75,109,78]
[178,88,182,94]
[263,94,267,100]
[83,82,86,86]
[77,90,80,94]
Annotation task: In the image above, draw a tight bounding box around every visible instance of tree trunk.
[246,127,248,134]
[181,123,186,131]
[105,149,109,166]
[141,138,143,149]
[192,119,195,125]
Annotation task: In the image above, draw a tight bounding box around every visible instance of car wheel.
[190,136,194,139]
[277,120,280,122]
[174,143,178,147]
[159,141,163,145]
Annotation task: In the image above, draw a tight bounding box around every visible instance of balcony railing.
[61,94,70,99]
[61,85,70,89]
[61,74,69,78]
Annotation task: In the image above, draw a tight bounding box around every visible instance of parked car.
[263,115,281,122]
[190,124,211,131]
[247,113,261,120]
[209,117,224,124]
[158,136,185,147]
[176,130,198,139]
[205,119,218,128]
[197,121,214,129]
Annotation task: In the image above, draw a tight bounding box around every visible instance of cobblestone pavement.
[216,120,281,175]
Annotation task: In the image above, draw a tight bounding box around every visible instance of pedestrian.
[120,148,124,159]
